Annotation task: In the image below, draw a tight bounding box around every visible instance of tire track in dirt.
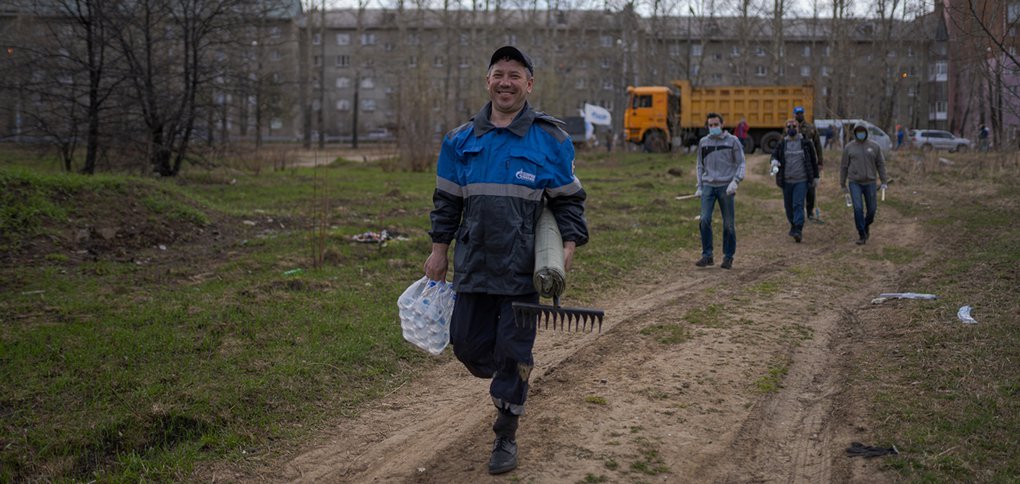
[263,155,926,483]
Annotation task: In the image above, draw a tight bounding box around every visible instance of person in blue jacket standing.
[423,45,589,475]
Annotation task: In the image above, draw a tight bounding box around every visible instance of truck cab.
[625,86,678,152]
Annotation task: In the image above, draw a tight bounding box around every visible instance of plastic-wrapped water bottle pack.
[397,276,456,355]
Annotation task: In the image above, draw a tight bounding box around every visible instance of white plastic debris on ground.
[957,305,978,324]
[870,292,939,304]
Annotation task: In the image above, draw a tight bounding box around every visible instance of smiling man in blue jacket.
[423,45,589,475]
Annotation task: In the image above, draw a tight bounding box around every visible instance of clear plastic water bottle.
[845,193,852,207]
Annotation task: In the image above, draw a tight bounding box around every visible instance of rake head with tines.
[512,296,604,333]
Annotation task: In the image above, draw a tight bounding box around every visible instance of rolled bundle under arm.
[533,204,565,299]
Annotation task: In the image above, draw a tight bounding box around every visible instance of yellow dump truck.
[624,80,815,153]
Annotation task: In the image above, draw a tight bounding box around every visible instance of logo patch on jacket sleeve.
[515,169,537,183]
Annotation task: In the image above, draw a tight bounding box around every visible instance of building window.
[933,101,948,113]
[433,56,443,67]
[907,86,916,97]
[270,26,281,38]
[336,77,350,89]
[362,99,376,111]
[459,57,469,68]
[712,53,723,61]
[313,56,321,67]
[336,55,349,67]
[575,78,586,89]
[710,73,723,83]
[907,47,914,57]
[312,33,321,45]
[691,64,700,76]
[360,77,374,89]
[934,61,948,76]
[1009,2,1020,22]
[821,66,830,77]
[802,46,811,57]
[271,117,283,129]
[361,33,376,45]
[336,99,350,111]
[800,66,810,77]
[692,44,703,57]
[600,35,614,47]
[731,46,740,57]
[755,65,766,77]
[821,86,829,96]
[823,46,831,57]
[407,33,420,45]
[270,50,281,61]
[670,44,682,56]
[601,57,610,69]
[602,79,613,90]
[336,33,350,45]
[755,45,766,57]
[312,99,321,111]
[409,56,417,67]
[887,49,896,58]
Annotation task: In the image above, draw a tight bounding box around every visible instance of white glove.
[726,179,739,196]
[770,160,780,176]
[694,186,702,197]
[880,183,888,191]
[813,178,820,187]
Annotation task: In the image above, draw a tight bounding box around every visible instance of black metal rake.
[512,295,604,333]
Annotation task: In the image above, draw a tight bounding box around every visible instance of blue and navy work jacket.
[429,102,589,295]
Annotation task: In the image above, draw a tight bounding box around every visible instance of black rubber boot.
[488,411,519,474]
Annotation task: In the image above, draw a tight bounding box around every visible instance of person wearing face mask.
[793,107,824,223]
[770,119,819,243]
[425,46,589,474]
[840,125,889,245]
[694,112,746,269]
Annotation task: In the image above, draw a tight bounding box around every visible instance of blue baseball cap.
[793,106,805,114]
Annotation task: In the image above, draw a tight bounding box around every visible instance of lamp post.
[252,40,263,149]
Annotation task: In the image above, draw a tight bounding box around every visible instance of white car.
[908,129,971,152]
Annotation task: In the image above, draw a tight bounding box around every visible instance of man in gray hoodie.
[840,124,889,245]
[694,112,746,269]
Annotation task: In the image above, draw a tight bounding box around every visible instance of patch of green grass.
[604,459,619,470]
[748,280,780,297]
[865,245,921,264]
[584,395,608,405]
[639,323,690,344]
[684,304,727,328]
[142,194,210,226]
[579,474,608,483]
[629,438,670,475]
[753,363,789,394]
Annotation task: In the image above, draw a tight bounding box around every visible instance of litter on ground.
[871,292,939,304]
[846,442,899,458]
[957,305,978,324]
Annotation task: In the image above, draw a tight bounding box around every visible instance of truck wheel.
[742,137,755,154]
[644,131,668,153]
[760,131,783,153]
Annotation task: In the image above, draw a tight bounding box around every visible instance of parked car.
[908,129,971,152]
[814,119,893,155]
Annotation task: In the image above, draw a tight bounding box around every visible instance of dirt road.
[267,155,919,483]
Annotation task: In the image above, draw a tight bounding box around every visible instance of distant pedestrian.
[694,112,746,269]
[979,124,990,152]
[823,125,835,150]
[840,125,888,245]
[771,119,819,243]
[605,129,614,152]
[895,124,905,150]
[735,117,750,153]
[793,106,824,223]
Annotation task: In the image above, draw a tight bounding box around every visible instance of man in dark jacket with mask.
[840,124,888,245]
[794,106,824,222]
[424,45,589,475]
[770,119,819,243]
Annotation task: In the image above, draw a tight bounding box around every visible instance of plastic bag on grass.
[398,276,456,355]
